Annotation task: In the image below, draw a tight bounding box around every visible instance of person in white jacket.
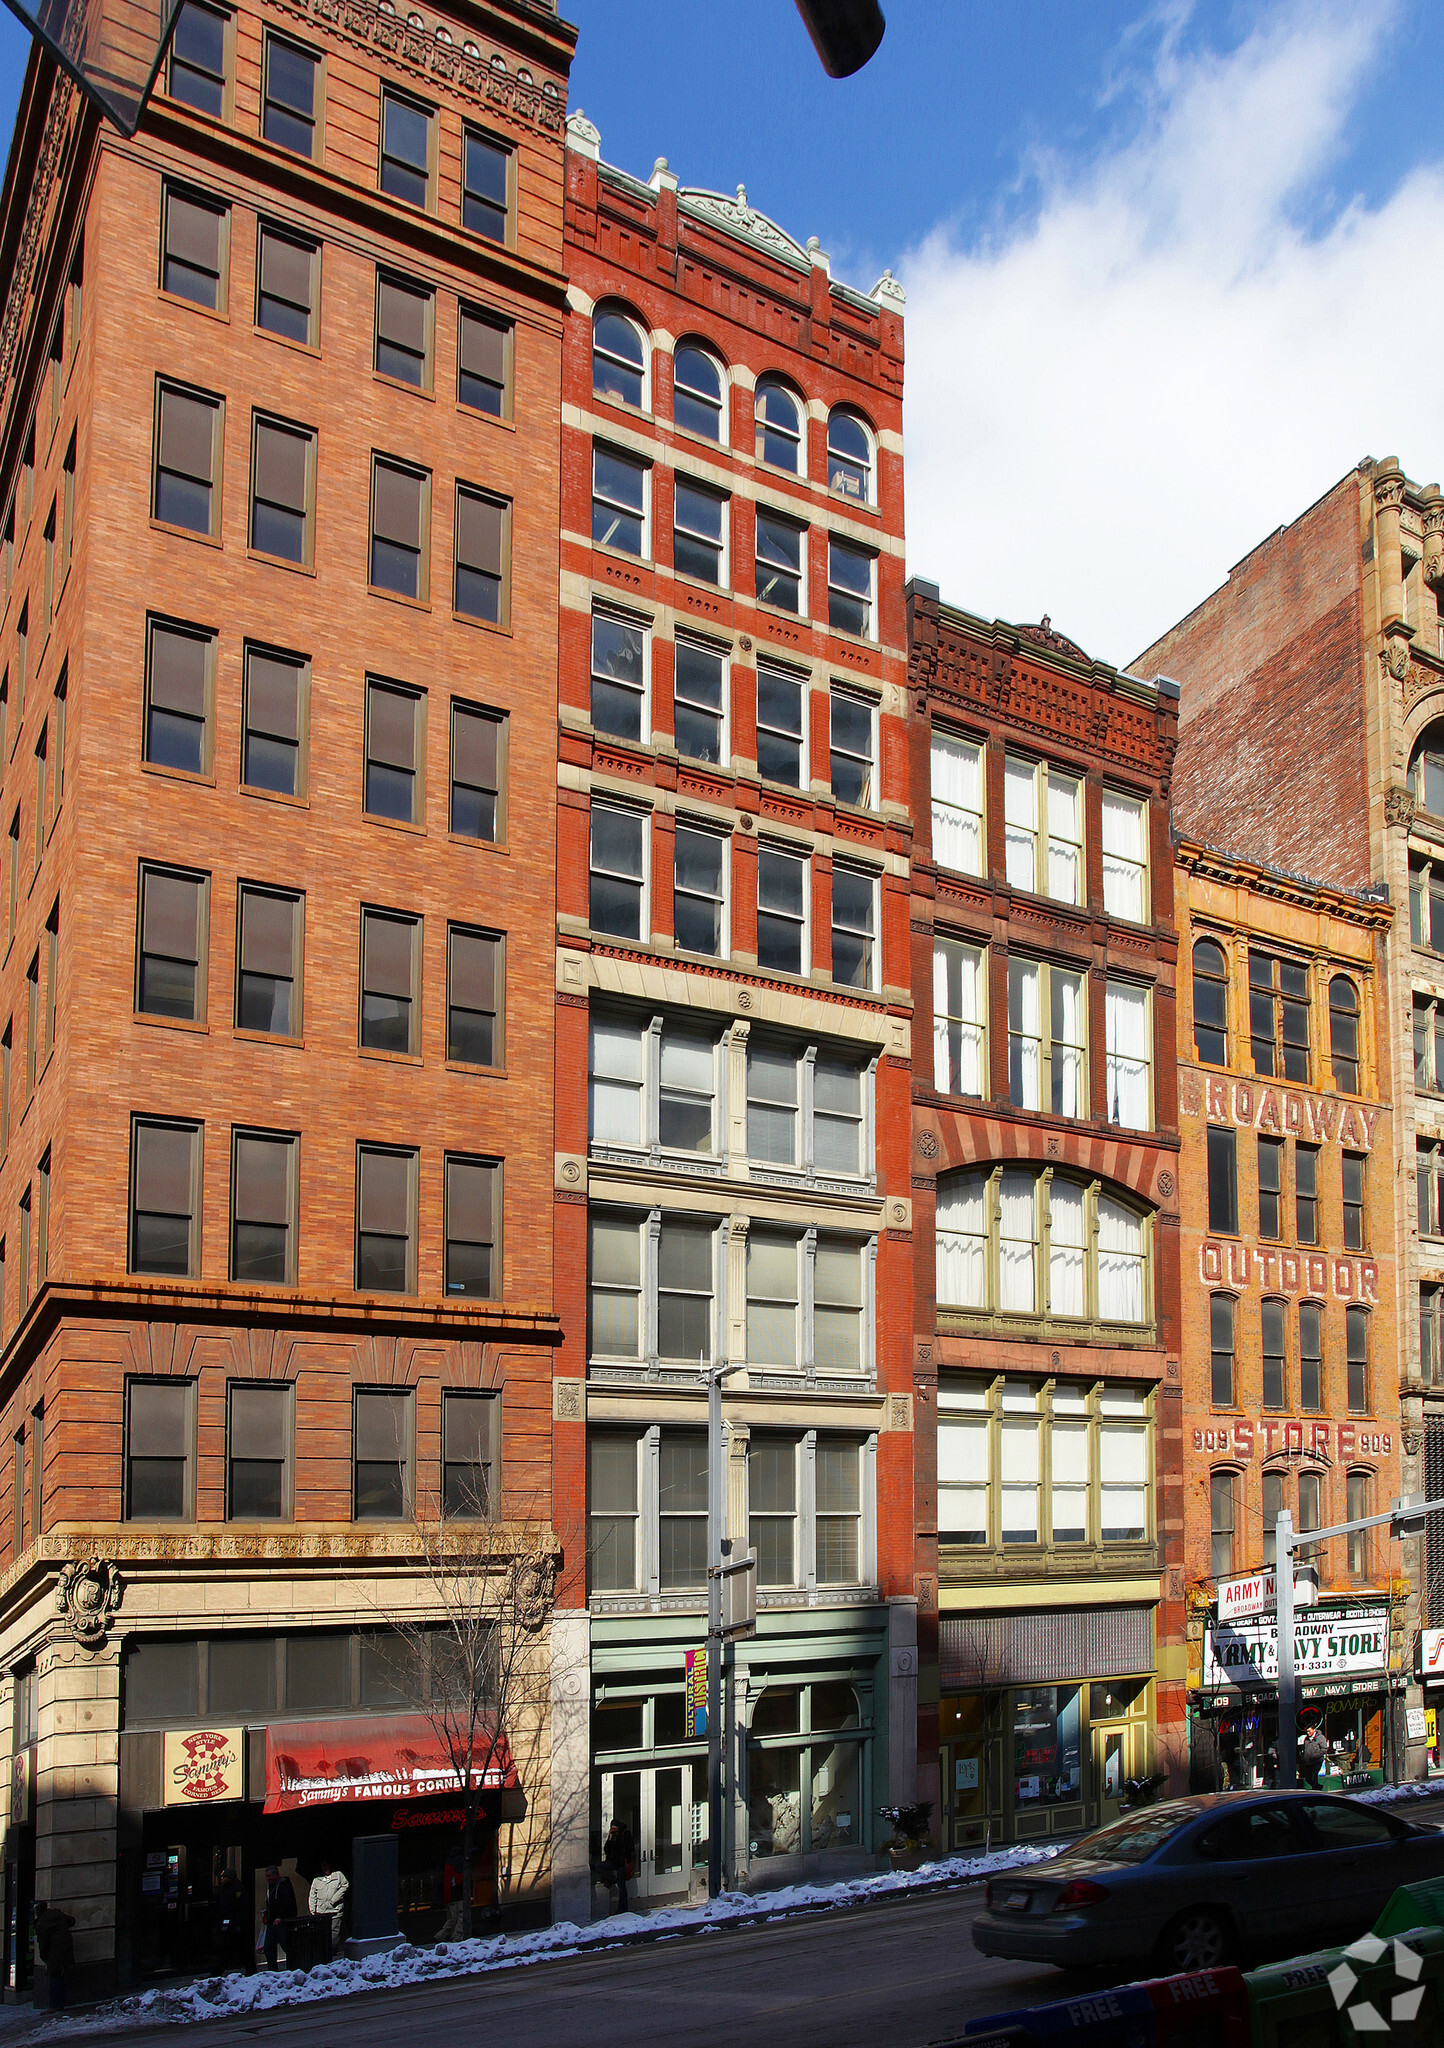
[308,1862,348,1954]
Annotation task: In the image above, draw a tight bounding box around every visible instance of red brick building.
[0,0,573,1991]
[907,586,1184,1849]
[549,110,916,1914]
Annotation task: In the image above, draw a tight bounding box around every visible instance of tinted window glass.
[1302,1801,1399,1849]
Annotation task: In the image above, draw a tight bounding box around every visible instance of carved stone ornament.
[1157,1169,1176,1198]
[56,1555,122,1650]
[1403,1429,1423,1457]
[1385,785,1417,830]
[1386,636,1410,682]
[679,185,810,270]
[917,1131,939,1160]
[510,1555,556,1633]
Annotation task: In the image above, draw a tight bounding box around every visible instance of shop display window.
[1012,1685,1081,1807]
[747,1681,866,1862]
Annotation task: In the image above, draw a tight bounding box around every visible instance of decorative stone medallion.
[56,1555,122,1650]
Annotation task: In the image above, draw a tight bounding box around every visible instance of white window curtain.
[1048,1178,1086,1318]
[590,1018,643,1144]
[1046,773,1081,905]
[1100,1408,1148,1539]
[1102,791,1147,923]
[938,1413,989,1539]
[1000,1417,1040,1541]
[1051,969,1083,1117]
[937,1175,986,1308]
[590,1215,642,1355]
[747,1234,799,1365]
[931,734,983,877]
[1050,1420,1090,1540]
[1097,1196,1146,1323]
[997,1169,1036,1313]
[1105,981,1151,1129]
[934,939,983,1096]
[1004,757,1036,892]
[1009,959,1041,1110]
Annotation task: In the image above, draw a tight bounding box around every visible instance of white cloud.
[898,1,1444,667]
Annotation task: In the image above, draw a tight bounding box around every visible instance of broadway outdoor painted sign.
[1201,1607,1389,1692]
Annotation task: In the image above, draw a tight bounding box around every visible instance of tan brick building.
[0,0,572,1993]
[1174,840,1404,1790]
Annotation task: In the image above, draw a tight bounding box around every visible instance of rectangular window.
[15,603,24,720]
[10,1431,20,1553]
[1207,1125,1237,1236]
[673,636,725,765]
[379,88,433,209]
[1004,756,1082,905]
[592,445,646,557]
[827,536,872,637]
[816,1439,862,1580]
[127,1379,192,1519]
[236,885,301,1037]
[589,1432,638,1592]
[1105,980,1151,1129]
[242,646,305,797]
[1425,1285,1444,1389]
[137,864,207,1022]
[829,689,874,807]
[161,183,227,310]
[1262,1298,1285,1409]
[756,665,804,787]
[749,1435,798,1586]
[746,1044,797,1164]
[1262,1471,1283,1568]
[757,844,806,977]
[1000,1385,1040,1545]
[51,669,65,821]
[1099,1385,1148,1541]
[830,864,875,990]
[938,1388,989,1543]
[22,956,34,1099]
[355,1146,416,1294]
[659,1029,715,1152]
[360,909,420,1055]
[462,127,510,242]
[374,270,432,388]
[657,1218,713,1361]
[32,728,45,870]
[815,1240,863,1371]
[369,456,429,601]
[1210,1469,1235,1578]
[1258,1134,1282,1240]
[1347,1469,1369,1576]
[1008,956,1086,1117]
[589,1213,642,1359]
[130,1118,200,1276]
[673,825,726,957]
[1299,1470,1321,1537]
[255,224,318,345]
[447,925,501,1067]
[590,609,646,742]
[1,1024,10,1159]
[16,1187,28,1317]
[1297,1143,1319,1244]
[454,486,508,625]
[228,1382,290,1519]
[364,677,423,823]
[933,937,985,1096]
[590,804,645,941]
[1101,789,1149,923]
[450,702,503,841]
[41,503,53,639]
[445,1154,499,1298]
[1342,1151,1365,1251]
[8,812,19,940]
[1250,949,1310,1082]
[250,414,313,565]
[1300,1300,1322,1410]
[262,32,319,156]
[154,381,221,537]
[589,1017,643,1146]
[168,0,228,115]
[443,1391,497,1518]
[1346,1304,1368,1414]
[747,1231,798,1367]
[1210,1293,1234,1407]
[756,510,803,613]
[1051,1393,1089,1544]
[28,1405,41,1536]
[458,304,509,416]
[815,1058,863,1175]
[231,1128,296,1284]
[354,1387,413,1518]
[35,1151,48,1289]
[931,731,984,875]
[673,477,726,585]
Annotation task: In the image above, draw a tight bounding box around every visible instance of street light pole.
[707,1359,744,1899]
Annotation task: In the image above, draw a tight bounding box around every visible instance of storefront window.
[747,1681,867,1862]
[811,1739,858,1849]
[752,1686,800,1736]
[750,1746,802,1857]
[209,1636,274,1718]
[359,1630,420,1707]
[1089,1677,1147,1720]
[285,1632,349,1712]
[594,1700,644,1753]
[1012,1685,1081,1807]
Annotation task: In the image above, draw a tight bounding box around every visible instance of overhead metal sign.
[1201,1606,1389,1692]
[1216,1563,1319,1624]
[2,0,175,137]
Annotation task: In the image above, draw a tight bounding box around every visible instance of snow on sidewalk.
[46,1842,1059,2035]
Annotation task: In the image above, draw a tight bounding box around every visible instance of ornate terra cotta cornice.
[0,73,78,410]
[677,183,810,274]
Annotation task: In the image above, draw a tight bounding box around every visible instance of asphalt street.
[80,1887,1094,2048]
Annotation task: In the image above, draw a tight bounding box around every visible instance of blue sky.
[1,2,1442,661]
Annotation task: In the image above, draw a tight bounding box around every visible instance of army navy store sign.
[1201,1607,1389,1691]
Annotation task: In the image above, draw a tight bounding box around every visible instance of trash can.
[283,1916,333,1971]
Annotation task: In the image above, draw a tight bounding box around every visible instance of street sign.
[685,1646,707,1740]
[4,0,176,136]
[1217,1562,1319,1623]
[716,1548,757,1640]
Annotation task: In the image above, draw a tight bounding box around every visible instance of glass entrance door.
[601,1763,707,1903]
[1090,1723,1130,1826]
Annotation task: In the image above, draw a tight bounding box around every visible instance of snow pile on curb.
[48,1842,1059,2035]
[1359,1780,1443,1807]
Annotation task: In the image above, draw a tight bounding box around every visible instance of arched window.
[1329,974,1359,1094]
[1209,1467,1237,1578]
[1409,723,1444,817]
[673,342,724,441]
[1346,1303,1369,1413]
[755,377,802,473]
[1210,1293,1235,1405]
[826,408,871,502]
[936,1168,1149,1325]
[1192,937,1228,1065]
[1261,1297,1285,1408]
[592,305,646,409]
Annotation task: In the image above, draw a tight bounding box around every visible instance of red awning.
[264,1716,517,1815]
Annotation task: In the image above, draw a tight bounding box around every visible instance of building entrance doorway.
[598,1763,707,1903]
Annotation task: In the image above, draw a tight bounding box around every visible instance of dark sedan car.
[972,1791,1444,1973]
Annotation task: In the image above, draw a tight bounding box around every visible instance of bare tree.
[363,1453,556,1940]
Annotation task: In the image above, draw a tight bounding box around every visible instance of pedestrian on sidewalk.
[261,1863,297,1970]
[593,1816,635,1915]
[438,1844,464,1941]
[1302,1723,1327,1789]
[33,1898,74,2010]
[308,1859,348,1957]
